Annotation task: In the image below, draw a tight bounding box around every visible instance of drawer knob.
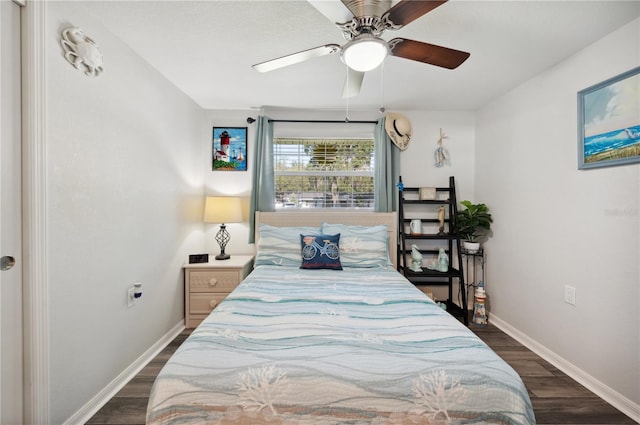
[209,278,217,286]
[209,300,217,308]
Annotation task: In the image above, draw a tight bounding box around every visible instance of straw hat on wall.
[385,113,412,150]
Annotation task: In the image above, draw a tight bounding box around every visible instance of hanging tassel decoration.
[434,128,450,167]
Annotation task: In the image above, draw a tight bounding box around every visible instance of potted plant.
[455,200,493,253]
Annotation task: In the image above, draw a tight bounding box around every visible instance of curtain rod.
[267,119,378,124]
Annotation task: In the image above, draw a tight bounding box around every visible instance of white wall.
[398,110,476,202]
[45,3,206,423]
[476,18,639,412]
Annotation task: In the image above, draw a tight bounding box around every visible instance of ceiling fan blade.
[383,0,447,28]
[307,0,354,24]
[388,38,470,69]
[343,68,365,98]
[253,44,341,73]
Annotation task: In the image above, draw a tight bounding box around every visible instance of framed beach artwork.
[212,127,248,171]
[578,67,640,170]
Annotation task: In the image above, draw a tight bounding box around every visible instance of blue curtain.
[374,116,400,212]
[249,116,275,243]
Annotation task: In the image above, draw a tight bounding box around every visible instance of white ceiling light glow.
[341,34,388,72]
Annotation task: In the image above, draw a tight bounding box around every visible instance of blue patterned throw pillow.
[300,234,342,270]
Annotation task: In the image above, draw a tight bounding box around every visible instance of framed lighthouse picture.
[212,127,248,171]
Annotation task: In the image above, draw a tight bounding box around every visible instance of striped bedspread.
[147,265,535,424]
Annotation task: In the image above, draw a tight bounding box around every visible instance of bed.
[147,211,535,425]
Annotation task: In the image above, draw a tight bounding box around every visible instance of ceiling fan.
[252,0,470,98]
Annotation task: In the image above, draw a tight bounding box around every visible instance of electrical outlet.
[127,287,137,308]
[564,285,576,306]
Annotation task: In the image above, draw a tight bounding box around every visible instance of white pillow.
[321,223,391,268]
[254,224,320,267]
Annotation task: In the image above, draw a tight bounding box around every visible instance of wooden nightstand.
[183,255,253,328]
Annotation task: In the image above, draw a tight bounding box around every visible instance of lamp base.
[215,224,231,260]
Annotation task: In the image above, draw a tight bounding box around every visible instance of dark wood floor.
[87,324,637,425]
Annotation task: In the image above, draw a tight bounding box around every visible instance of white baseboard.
[489,314,640,423]
[63,321,185,425]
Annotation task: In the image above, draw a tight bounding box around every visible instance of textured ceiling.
[83,1,640,111]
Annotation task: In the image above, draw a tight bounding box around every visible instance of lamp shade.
[341,34,388,72]
[203,196,242,223]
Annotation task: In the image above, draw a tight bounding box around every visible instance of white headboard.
[255,211,398,269]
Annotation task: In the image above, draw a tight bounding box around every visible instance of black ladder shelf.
[397,176,468,325]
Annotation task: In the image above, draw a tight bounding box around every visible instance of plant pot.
[463,241,480,253]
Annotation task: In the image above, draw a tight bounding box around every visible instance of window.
[274,138,374,209]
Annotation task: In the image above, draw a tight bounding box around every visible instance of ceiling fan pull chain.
[379,61,385,113]
[345,67,350,122]
[345,96,350,122]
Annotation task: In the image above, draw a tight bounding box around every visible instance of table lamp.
[203,196,242,260]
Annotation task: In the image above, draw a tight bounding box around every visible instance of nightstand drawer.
[188,270,241,292]
[187,315,208,328]
[189,292,227,315]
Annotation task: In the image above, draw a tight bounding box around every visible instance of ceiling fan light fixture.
[341,34,388,72]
